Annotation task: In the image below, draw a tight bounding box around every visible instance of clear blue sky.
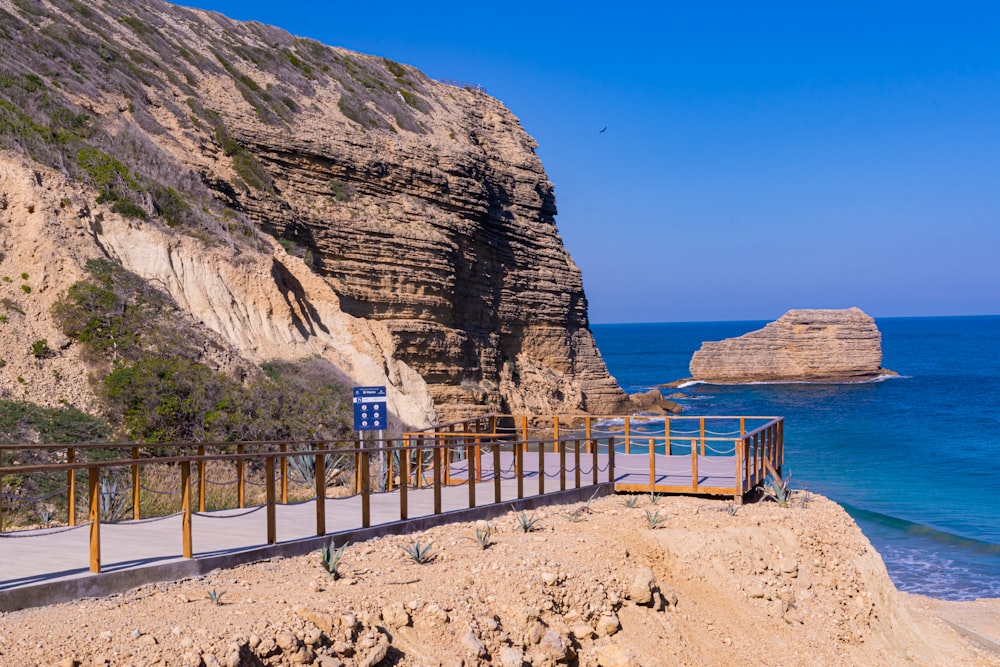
[181,1,1000,323]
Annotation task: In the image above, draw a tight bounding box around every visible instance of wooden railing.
[0,433,617,575]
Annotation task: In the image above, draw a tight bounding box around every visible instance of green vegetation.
[644,509,666,529]
[321,540,348,580]
[76,146,149,219]
[0,399,110,444]
[765,470,792,507]
[401,539,434,564]
[29,339,51,358]
[475,524,492,549]
[516,510,540,533]
[206,589,225,605]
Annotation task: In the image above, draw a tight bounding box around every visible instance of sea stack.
[689,307,894,383]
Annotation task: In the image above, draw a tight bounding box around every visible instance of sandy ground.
[0,492,997,667]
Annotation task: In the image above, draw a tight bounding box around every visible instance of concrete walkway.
[0,453,618,610]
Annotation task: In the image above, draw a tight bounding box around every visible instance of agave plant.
[516,510,540,533]
[206,588,225,605]
[321,540,349,580]
[622,495,640,509]
[475,525,492,550]
[765,470,793,507]
[643,509,666,529]
[401,539,434,564]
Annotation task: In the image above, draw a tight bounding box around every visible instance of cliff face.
[0,0,626,424]
[689,308,893,383]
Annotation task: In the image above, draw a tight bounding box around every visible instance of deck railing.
[0,433,617,575]
[0,413,782,578]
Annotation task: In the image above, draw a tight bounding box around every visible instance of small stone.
[784,608,805,625]
[498,646,525,667]
[746,584,766,599]
[595,614,621,637]
[570,623,594,640]
[596,643,639,667]
[136,634,158,646]
[381,601,410,629]
[781,558,799,575]
[55,660,78,667]
[315,656,343,667]
[462,631,487,657]
[276,630,299,651]
[540,571,559,586]
[628,567,656,606]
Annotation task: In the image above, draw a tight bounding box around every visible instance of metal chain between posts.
[0,486,70,503]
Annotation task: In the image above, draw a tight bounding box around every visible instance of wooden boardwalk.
[0,413,783,609]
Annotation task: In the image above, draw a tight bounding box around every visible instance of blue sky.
[181,1,1000,323]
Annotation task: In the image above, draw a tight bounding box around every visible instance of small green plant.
[563,508,586,523]
[727,503,739,516]
[16,376,25,385]
[19,273,27,280]
[475,525,492,550]
[320,540,348,580]
[401,539,434,564]
[2,276,11,282]
[20,284,30,294]
[30,339,51,358]
[516,510,540,533]
[647,492,661,505]
[643,509,666,529]
[622,495,640,508]
[0,315,7,323]
[206,588,225,605]
[765,470,793,507]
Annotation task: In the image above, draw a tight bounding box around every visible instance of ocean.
[591,316,1000,601]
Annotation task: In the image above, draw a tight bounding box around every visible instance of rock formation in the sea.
[0,0,628,425]
[689,308,895,383]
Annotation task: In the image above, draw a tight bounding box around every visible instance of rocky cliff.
[0,0,627,426]
[689,308,895,383]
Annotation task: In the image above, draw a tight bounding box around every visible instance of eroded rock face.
[689,308,893,383]
[0,0,628,422]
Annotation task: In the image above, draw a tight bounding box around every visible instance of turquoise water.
[591,316,1000,601]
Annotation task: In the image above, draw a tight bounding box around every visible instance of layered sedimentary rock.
[0,0,628,424]
[689,308,894,383]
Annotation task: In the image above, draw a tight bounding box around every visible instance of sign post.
[353,386,388,489]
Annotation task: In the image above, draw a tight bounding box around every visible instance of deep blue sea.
[591,316,1000,601]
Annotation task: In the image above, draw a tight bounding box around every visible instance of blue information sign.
[353,386,387,431]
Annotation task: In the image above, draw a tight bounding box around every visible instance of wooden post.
[361,449,370,528]
[475,436,483,482]
[592,438,598,485]
[355,443,362,495]
[237,443,246,509]
[740,417,746,437]
[608,437,616,485]
[585,418,592,454]
[400,443,409,521]
[777,419,785,474]
[467,441,476,509]
[131,446,141,521]
[181,461,192,558]
[493,443,502,503]
[387,438,395,492]
[559,439,566,491]
[88,466,100,573]
[197,445,206,513]
[67,448,76,527]
[734,439,744,503]
[313,444,327,535]
[574,439,581,489]
[433,445,442,514]
[625,417,631,454]
[649,437,656,489]
[265,456,276,545]
[691,439,698,491]
[700,418,706,456]
[521,415,529,446]
[516,439,524,500]
[553,416,560,454]
[665,419,672,455]
[280,443,288,504]
[538,439,545,496]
